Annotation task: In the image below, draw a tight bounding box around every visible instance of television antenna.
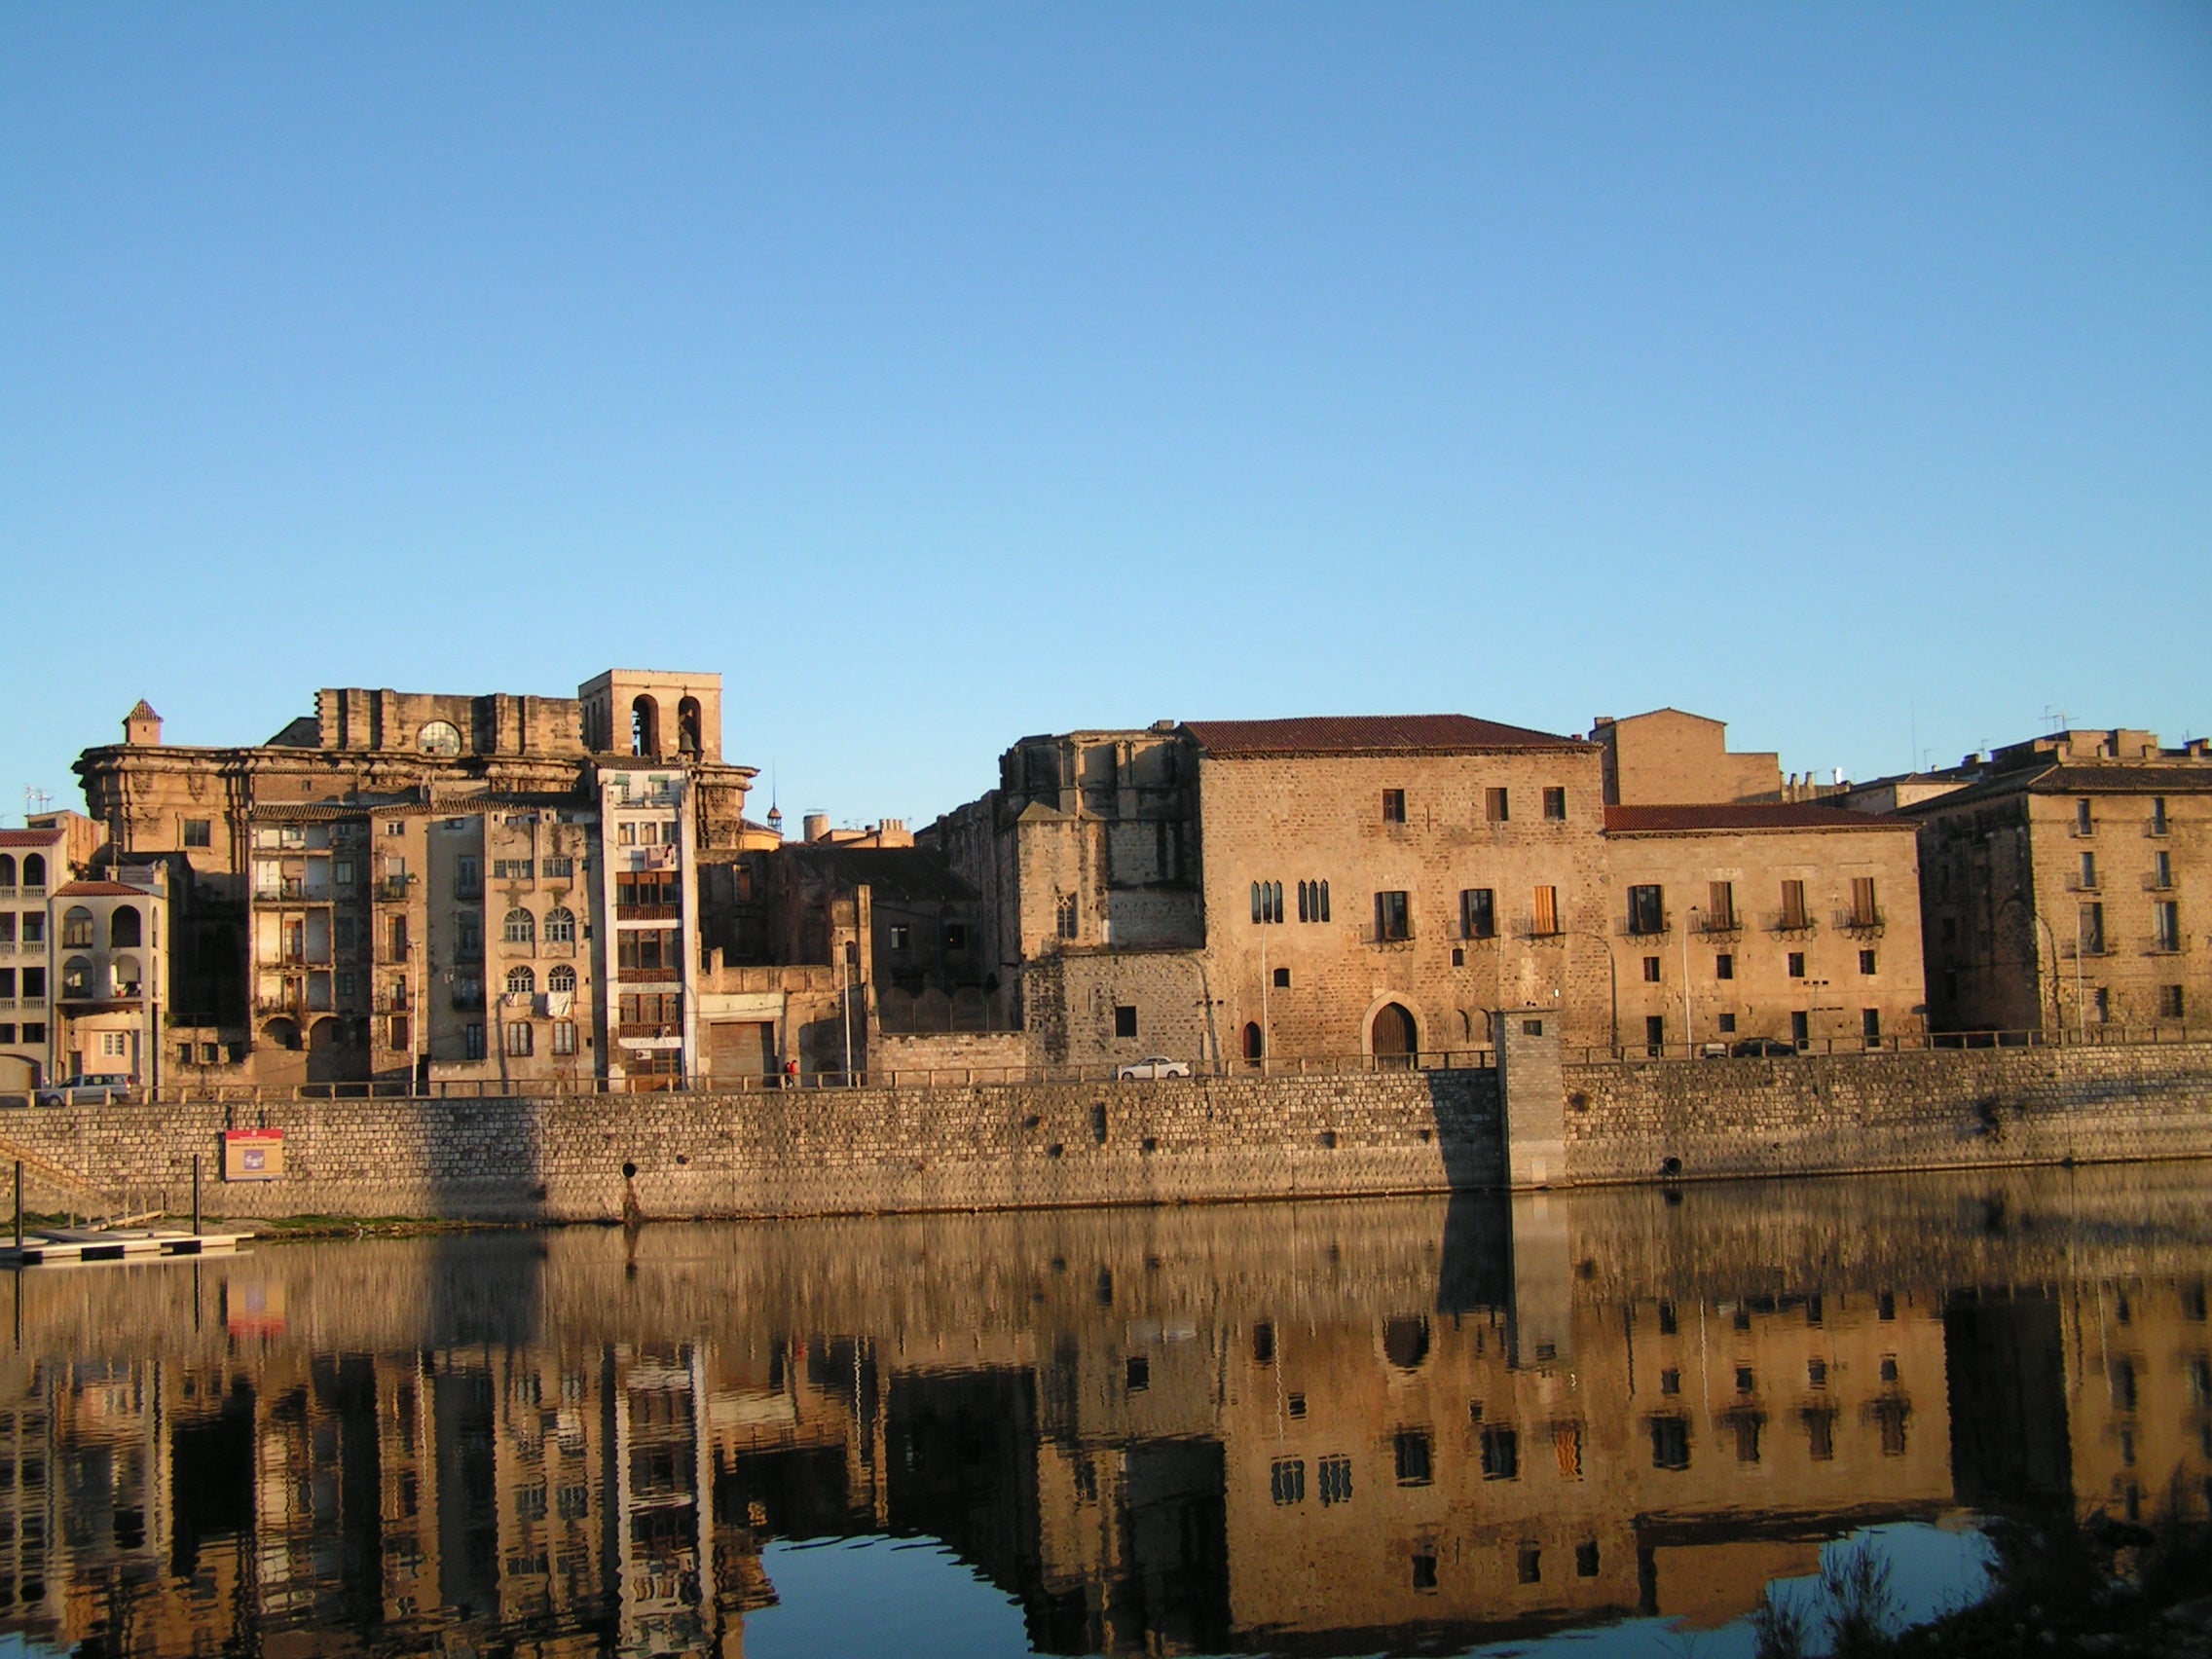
[21,786,54,823]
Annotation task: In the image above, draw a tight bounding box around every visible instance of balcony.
[1623,914,1672,940]
[1694,911,1743,937]
[1839,908,1887,938]
[615,903,680,922]
[375,877,413,903]
[452,989,485,1012]
[616,1021,681,1040]
[1771,911,1819,939]
[454,942,485,965]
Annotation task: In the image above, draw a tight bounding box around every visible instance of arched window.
[505,966,535,996]
[678,696,703,756]
[111,954,143,996]
[543,906,576,944]
[630,694,660,757]
[1244,1021,1265,1060]
[502,907,535,946]
[62,956,92,998]
[0,855,14,888]
[62,906,94,948]
[547,964,577,994]
[109,906,141,948]
[1250,882,1262,924]
[21,854,45,889]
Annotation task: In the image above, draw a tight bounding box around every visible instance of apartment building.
[0,828,62,1091]
[1910,728,2211,1035]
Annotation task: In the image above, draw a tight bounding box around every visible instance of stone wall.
[3,1042,2210,1223]
[1560,1041,2212,1183]
[0,1068,1502,1223]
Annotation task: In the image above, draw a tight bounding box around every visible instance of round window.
[418,720,461,756]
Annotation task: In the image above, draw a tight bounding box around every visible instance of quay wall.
[2,1043,2209,1222]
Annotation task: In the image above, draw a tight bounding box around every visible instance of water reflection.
[3,1164,2211,1657]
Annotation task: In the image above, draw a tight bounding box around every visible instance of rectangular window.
[1460,888,1495,940]
[0,969,12,996]
[889,924,911,950]
[618,822,636,846]
[2076,798,2094,834]
[2155,852,2173,889]
[20,968,42,999]
[542,856,574,879]
[552,1019,577,1054]
[2080,903,2105,955]
[18,1022,41,1043]
[1375,891,1411,941]
[0,1024,16,1044]
[1393,1430,1433,1486]
[1859,948,1877,975]
[2160,985,2186,1019]
[1788,951,1806,978]
[616,930,680,973]
[456,856,481,898]
[1851,877,1879,927]
[1485,787,1509,824]
[1479,1426,1519,1480]
[1542,787,1567,821]
[1381,789,1406,823]
[464,1023,486,1059]
[456,911,483,958]
[99,1031,129,1058]
[1780,879,1809,930]
[1645,1014,1665,1051]
[1412,1554,1438,1592]
[493,859,534,881]
[503,1021,534,1056]
[1708,880,1736,928]
[1269,1458,1305,1505]
[335,970,355,1000]
[1114,1005,1137,1039]
[2151,797,2168,834]
[944,923,968,951]
[183,819,212,848]
[1715,953,1735,980]
[2156,902,2181,952]
[1717,1012,1737,1033]
[387,916,410,960]
[1862,1008,1881,1044]
[2079,851,2098,888]
[19,914,39,945]
[1641,955,1661,982]
[1627,885,1665,936]
[1272,966,1290,987]
[1790,1011,1810,1047]
[0,915,12,945]
[1650,1417,1690,1471]
[1531,885,1560,937]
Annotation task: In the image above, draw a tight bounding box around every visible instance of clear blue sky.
[4,4,2206,829]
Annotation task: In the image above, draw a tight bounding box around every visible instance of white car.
[1116,1057,1193,1081]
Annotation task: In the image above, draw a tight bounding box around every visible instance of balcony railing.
[1623,913,1672,939]
[615,903,680,921]
[1840,908,1886,936]
[376,878,413,903]
[616,1021,682,1040]
[1695,911,1743,936]
[1772,911,1818,937]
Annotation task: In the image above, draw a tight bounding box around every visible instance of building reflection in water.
[2,1168,2209,1657]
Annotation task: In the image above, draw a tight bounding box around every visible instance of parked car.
[1729,1038,1797,1058]
[1116,1057,1193,1081]
[35,1074,133,1106]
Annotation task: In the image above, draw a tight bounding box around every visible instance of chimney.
[123,700,163,747]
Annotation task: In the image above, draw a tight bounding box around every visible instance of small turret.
[124,699,163,747]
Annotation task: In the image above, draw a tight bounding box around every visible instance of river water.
[3,1162,2209,1658]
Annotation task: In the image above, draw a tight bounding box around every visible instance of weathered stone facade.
[9,1041,2210,1223]
[1910,728,2212,1035]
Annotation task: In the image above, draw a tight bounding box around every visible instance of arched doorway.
[1371,1002,1418,1068]
[1243,1021,1265,1063]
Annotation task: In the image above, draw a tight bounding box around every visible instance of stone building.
[71,670,759,1089]
[51,866,170,1089]
[1908,728,2212,1035]
[931,710,1936,1070]
[929,716,1618,1069]
[1601,804,1928,1052]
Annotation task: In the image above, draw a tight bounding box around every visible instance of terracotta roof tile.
[1185,715,1583,756]
[0,829,66,847]
[1604,803,1912,833]
[54,880,156,897]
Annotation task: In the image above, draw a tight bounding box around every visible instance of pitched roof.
[126,698,160,720]
[1604,803,1912,834]
[54,879,156,898]
[0,829,66,847]
[1185,715,1584,757]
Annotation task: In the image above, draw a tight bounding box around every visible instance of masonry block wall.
[4,1045,2209,1223]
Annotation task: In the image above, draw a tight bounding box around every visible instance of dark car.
[1729,1038,1797,1058]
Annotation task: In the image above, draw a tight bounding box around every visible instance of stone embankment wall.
[1562,1042,2212,1183]
[0,1043,2207,1222]
[0,1070,1501,1223]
